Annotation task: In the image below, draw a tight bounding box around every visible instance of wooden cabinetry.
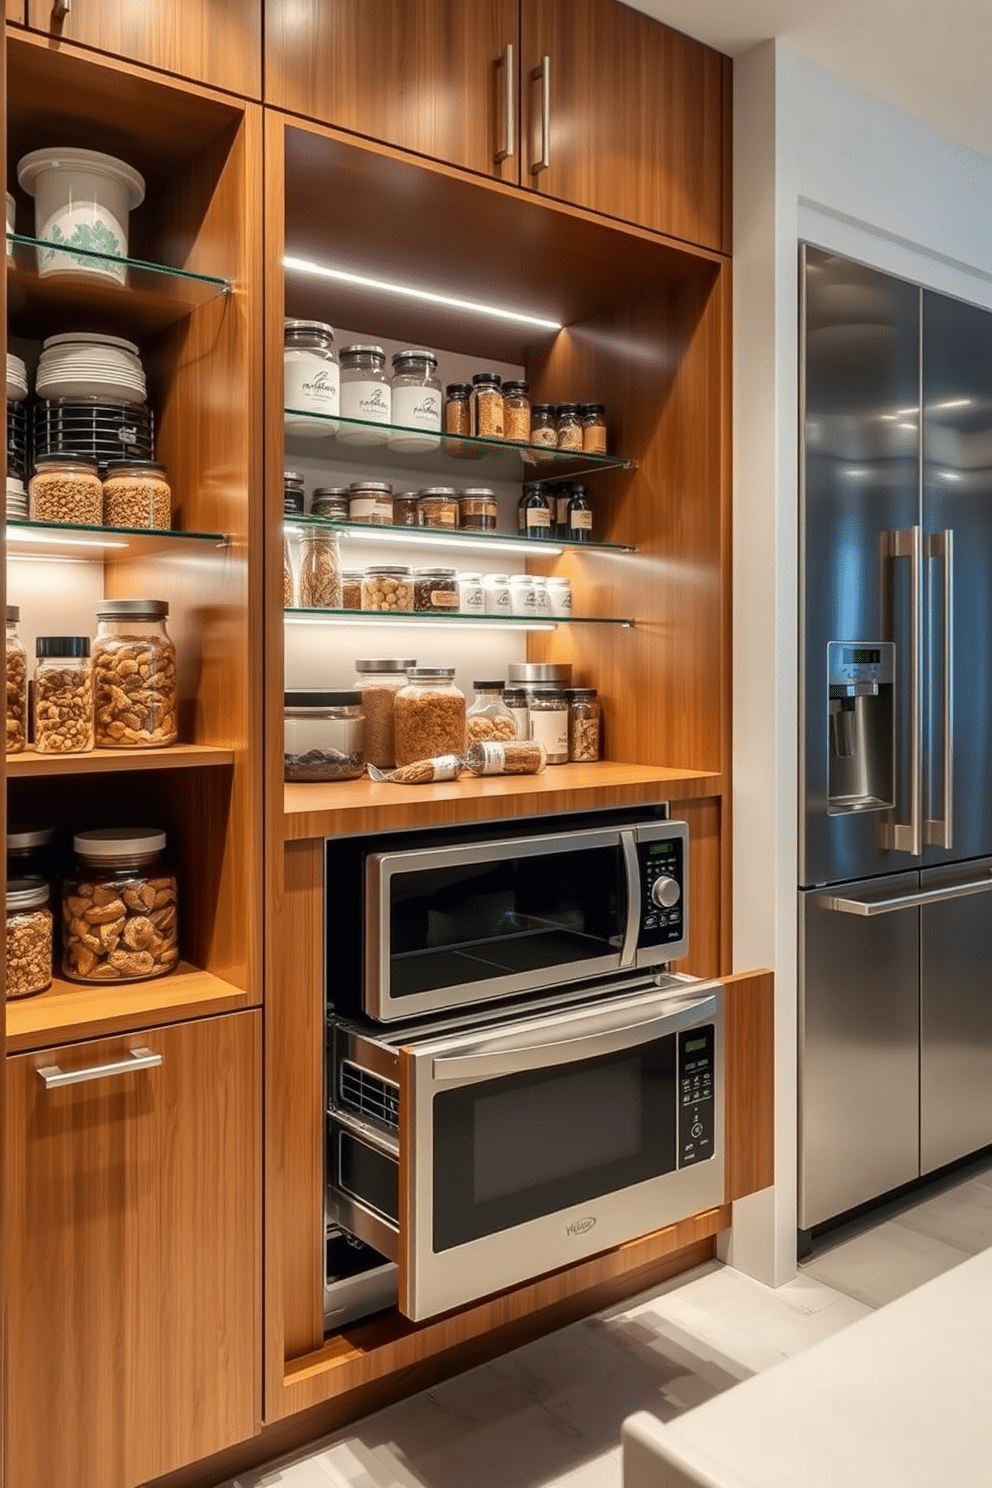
[3,1012,261,1488]
[26,0,260,97]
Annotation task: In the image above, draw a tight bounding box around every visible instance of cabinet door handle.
[494,42,515,163]
[37,1046,163,1090]
[52,0,70,16]
[530,56,551,175]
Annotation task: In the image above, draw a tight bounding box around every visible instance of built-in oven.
[326,975,723,1321]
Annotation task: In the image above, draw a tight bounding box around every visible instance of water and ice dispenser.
[827,642,895,812]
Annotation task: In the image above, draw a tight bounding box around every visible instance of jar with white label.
[509,574,540,617]
[527,686,569,764]
[414,568,459,614]
[456,573,485,614]
[348,481,393,526]
[503,687,529,740]
[389,350,442,451]
[339,345,391,443]
[531,576,552,616]
[567,483,593,542]
[284,320,339,437]
[483,573,512,616]
[547,576,573,617]
[417,488,459,529]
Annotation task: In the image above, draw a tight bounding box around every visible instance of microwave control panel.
[634,829,686,949]
[677,1025,715,1167]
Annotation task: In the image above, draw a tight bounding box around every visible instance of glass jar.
[298,528,342,609]
[530,403,557,448]
[444,383,471,436]
[34,637,93,754]
[339,344,391,442]
[518,482,552,539]
[354,659,417,770]
[93,599,178,748]
[547,576,573,617]
[556,403,583,450]
[284,319,339,436]
[459,488,498,531]
[283,534,296,607]
[394,668,466,766]
[29,453,103,525]
[7,824,56,883]
[6,604,27,754]
[567,483,593,542]
[414,567,459,614]
[393,492,420,526]
[62,827,178,983]
[362,565,413,612]
[580,403,607,454]
[569,688,602,761]
[483,573,512,616]
[503,380,531,442]
[470,373,504,439]
[417,488,459,529]
[527,686,569,764]
[283,470,305,516]
[466,681,516,743]
[509,574,539,617]
[284,689,365,781]
[102,459,171,529]
[348,480,393,526]
[6,879,53,999]
[342,570,364,610]
[389,350,442,451]
[552,481,573,539]
[503,686,529,740]
[456,572,485,614]
[310,487,350,521]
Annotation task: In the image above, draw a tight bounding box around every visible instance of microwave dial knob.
[651,875,681,909]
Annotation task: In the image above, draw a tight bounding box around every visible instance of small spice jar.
[503,380,531,442]
[503,686,529,740]
[7,825,57,884]
[362,565,413,612]
[459,488,498,531]
[6,604,27,754]
[284,690,365,781]
[339,344,391,441]
[417,488,459,529]
[102,459,171,529]
[310,487,350,521]
[580,403,607,454]
[518,482,553,539]
[6,879,53,999]
[567,483,593,542]
[414,567,459,614]
[444,383,471,436]
[527,686,569,764]
[509,574,539,617]
[393,492,420,526]
[530,403,557,448]
[470,373,504,439]
[342,570,364,610]
[394,667,466,767]
[466,681,516,743]
[298,528,343,609]
[354,658,416,769]
[30,453,103,525]
[556,403,583,451]
[284,318,339,436]
[283,471,306,516]
[456,572,485,614]
[552,481,573,538]
[93,599,178,748]
[531,576,552,615]
[389,349,442,451]
[34,637,93,754]
[348,480,393,526]
[547,576,573,617]
[569,688,602,761]
[62,827,178,983]
[483,573,512,616]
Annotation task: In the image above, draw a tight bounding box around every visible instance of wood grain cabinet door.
[3,1013,261,1488]
[265,0,521,182]
[521,0,730,251]
[6,1,26,23]
[26,0,261,97]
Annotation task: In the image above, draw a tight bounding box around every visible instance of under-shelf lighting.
[284,522,563,559]
[283,256,562,332]
[284,613,557,632]
[6,529,129,550]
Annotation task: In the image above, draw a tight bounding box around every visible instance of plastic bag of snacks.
[464,741,546,776]
[367,755,462,785]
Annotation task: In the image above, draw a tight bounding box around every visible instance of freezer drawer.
[799,876,919,1230]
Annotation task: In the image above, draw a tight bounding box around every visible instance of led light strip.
[6,529,129,550]
[284,613,557,632]
[284,522,563,559]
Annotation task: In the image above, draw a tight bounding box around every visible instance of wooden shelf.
[283,761,723,841]
[7,743,235,778]
[5,962,253,1054]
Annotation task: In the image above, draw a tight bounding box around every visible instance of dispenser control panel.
[828,641,894,692]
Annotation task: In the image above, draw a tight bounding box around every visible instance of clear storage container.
[102,459,171,529]
[470,373,504,438]
[414,567,458,613]
[6,604,27,754]
[6,880,53,999]
[298,527,343,609]
[518,482,552,539]
[527,686,569,764]
[339,344,391,441]
[459,488,498,531]
[466,681,516,743]
[444,383,471,436]
[394,668,466,766]
[503,686,529,740]
[93,599,178,748]
[284,319,339,436]
[34,636,93,754]
[342,570,364,610]
[567,483,593,542]
[417,488,459,529]
[284,690,365,781]
[354,658,416,770]
[569,688,602,761]
[393,492,420,526]
[30,452,103,525]
[348,480,393,526]
[310,487,350,520]
[63,827,178,983]
[362,565,413,612]
[556,403,583,450]
[580,403,607,453]
[389,350,442,450]
[7,824,57,883]
[503,380,531,442]
[530,403,557,448]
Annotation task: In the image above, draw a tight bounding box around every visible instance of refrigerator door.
[922,290,992,864]
[800,247,922,886]
[920,857,992,1173]
[799,875,920,1230]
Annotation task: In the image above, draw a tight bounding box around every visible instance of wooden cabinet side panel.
[723,969,775,1201]
[672,795,722,980]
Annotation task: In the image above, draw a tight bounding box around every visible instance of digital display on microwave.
[649,841,674,856]
[684,1037,707,1054]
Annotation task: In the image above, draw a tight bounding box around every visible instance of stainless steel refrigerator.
[799,245,992,1239]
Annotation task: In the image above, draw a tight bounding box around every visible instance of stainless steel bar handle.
[618,830,640,969]
[530,56,551,175]
[925,529,953,850]
[37,1046,162,1090]
[826,874,992,917]
[882,525,922,855]
[494,43,515,163]
[52,0,70,16]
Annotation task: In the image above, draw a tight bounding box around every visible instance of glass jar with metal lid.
[414,567,459,614]
[102,458,171,529]
[459,488,498,531]
[502,380,531,442]
[93,598,177,748]
[389,350,442,451]
[394,667,466,766]
[298,527,342,609]
[466,681,516,743]
[284,318,339,436]
[29,452,103,525]
[393,492,420,526]
[6,604,27,754]
[7,824,56,883]
[362,565,413,612]
[556,403,583,450]
[471,372,504,439]
[503,686,529,740]
[354,658,417,769]
[284,690,365,781]
[348,480,393,526]
[568,687,601,761]
[310,486,350,520]
[6,879,53,999]
[342,570,364,610]
[62,827,178,983]
[283,470,305,516]
[527,686,569,764]
[339,344,391,441]
[417,487,459,529]
[34,637,93,754]
[580,403,607,453]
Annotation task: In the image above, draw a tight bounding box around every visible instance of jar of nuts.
[354,658,417,769]
[102,459,171,529]
[93,599,178,748]
[30,452,103,525]
[362,565,413,613]
[34,636,94,754]
[6,604,27,754]
[62,827,178,983]
[466,681,517,743]
[394,667,466,767]
[298,527,343,609]
[6,879,53,999]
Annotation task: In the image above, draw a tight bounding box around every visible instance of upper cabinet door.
[26,0,261,97]
[521,0,730,251]
[265,0,521,183]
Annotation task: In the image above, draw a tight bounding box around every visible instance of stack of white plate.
[36,333,146,404]
[7,353,28,403]
[6,476,28,518]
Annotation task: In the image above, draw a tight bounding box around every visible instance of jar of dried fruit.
[29,452,103,525]
[466,681,516,743]
[6,604,27,754]
[393,667,466,767]
[62,827,178,983]
[298,527,343,609]
[102,459,171,529]
[92,599,178,748]
[5,879,53,999]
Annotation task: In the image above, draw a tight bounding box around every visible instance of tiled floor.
[230,1162,992,1488]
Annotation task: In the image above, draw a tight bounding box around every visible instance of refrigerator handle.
[881,525,922,856]
[925,529,953,850]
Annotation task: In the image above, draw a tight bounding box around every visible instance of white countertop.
[623,1247,992,1488]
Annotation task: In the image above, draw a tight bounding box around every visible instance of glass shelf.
[284,408,637,483]
[285,607,634,629]
[6,520,229,559]
[285,515,634,555]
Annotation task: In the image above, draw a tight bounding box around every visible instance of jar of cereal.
[394,668,466,766]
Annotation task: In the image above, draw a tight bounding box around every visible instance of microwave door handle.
[431,993,718,1084]
[619,830,640,969]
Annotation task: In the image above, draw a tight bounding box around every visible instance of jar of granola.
[6,604,27,754]
[503,380,531,442]
[569,688,601,761]
[102,459,171,529]
[466,681,516,743]
[29,452,103,525]
[354,658,416,769]
[556,403,583,451]
[394,668,466,767]
[93,599,178,748]
[6,880,53,999]
[34,637,94,754]
[298,528,343,609]
[62,827,178,983]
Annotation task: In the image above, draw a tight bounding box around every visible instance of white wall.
[728,39,992,1284]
